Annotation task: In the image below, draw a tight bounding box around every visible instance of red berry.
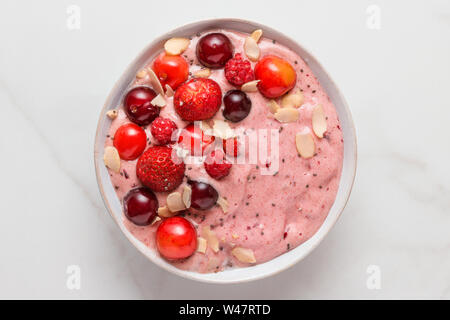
[113,123,147,160]
[196,33,233,68]
[177,123,215,156]
[223,90,252,122]
[254,55,296,98]
[152,52,189,90]
[188,180,218,210]
[123,188,158,226]
[204,150,232,180]
[124,86,160,125]
[174,78,222,121]
[136,146,185,192]
[156,216,197,260]
[223,137,240,157]
[224,53,254,86]
[150,117,178,145]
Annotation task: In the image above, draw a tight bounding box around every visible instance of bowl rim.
[94,18,357,284]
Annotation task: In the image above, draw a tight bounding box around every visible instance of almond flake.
[106,109,118,119]
[212,119,235,139]
[217,196,229,213]
[182,185,192,208]
[231,247,256,263]
[312,104,327,138]
[157,206,176,218]
[147,68,164,96]
[197,237,207,254]
[165,84,174,97]
[250,29,263,42]
[151,216,161,225]
[103,146,120,173]
[202,226,219,253]
[166,192,186,212]
[267,100,280,114]
[193,68,211,78]
[295,132,315,158]
[136,69,147,79]
[151,94,166,107]
[232,233,239,239]
[241,80,260,93]
[164,38,190,55]
[281,89,304,108]
[244,37,260,62]
[274,107,299,123]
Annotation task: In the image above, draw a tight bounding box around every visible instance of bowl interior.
[94,18,357,284]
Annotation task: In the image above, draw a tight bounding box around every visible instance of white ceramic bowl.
[94,18,357,284]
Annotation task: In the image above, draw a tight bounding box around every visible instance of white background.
[0,0,449,299]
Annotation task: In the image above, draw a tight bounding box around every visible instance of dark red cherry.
[188,180,218,210]
[223,90,252,122]
[124,86,160,125]
[123,187,158,226]
[196,33,233,69]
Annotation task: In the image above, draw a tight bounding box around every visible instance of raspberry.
[150,117,178,145]
[136,146,185,192]
[204,150,232,180]
[225,53,254,87]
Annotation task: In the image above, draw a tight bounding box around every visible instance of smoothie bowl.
[94,19,357,283]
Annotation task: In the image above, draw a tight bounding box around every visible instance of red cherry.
[196,33,233,68]
[152,52,189,90]
[124,86,160,125]
[156,216,197,260]
[188,180,218,210]
[123,188,158,226]
[254,55,297,98]
[177,123,215,156]
[113,123,147,160]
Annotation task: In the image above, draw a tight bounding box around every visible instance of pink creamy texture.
[104,29,344,273]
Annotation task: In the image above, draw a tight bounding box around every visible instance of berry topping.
[152,52,189,91]
[254,55,297,98]
[223,137,240,157]
[150,117,178,145]
[223,90,252,122]
[174,78,222,121]
[224,53,254,86]
[156,216,197,260]
[123,187,158,226]
[124,86,160,125]
[178,123,215,156]
[204,149,232,180]
[113,123,147,160]
[196,33,233,68]
[188,180,219,210]
[136,146,185,192]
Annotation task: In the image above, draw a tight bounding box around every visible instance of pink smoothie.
[104,29,343,273]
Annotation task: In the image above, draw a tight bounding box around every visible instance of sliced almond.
[158,206,176,218]
[244,37,260,62]
[164,38,190,55]
[212,119,235,139]
[193,68,211,78]
[136,69,147,79]
[267,100,280,114]
[232,233,239,239]
[151,216,161,226]
[106,109,118,119]
[182,185,192,208]
[197,237,207,254]
[166,192,186,212]
[296,132,315,158]
[217,196,229,213]
[274,107,299,123]
[241,80,260,93]
[250,29,263,42]
[151,94,166,107]
[103,146,120,173]
[147,68,164,96]
[202,226,219,253]
[281,89,304,108]
[231,247,256,263]
[165,84,174,97]
[312,104,327,138]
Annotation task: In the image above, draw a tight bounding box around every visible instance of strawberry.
[204,149,232,180]
[173,78,222,121]
[150,117,178,145]
[136,146,185,192]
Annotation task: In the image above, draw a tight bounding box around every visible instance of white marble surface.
[0,0,449,299]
